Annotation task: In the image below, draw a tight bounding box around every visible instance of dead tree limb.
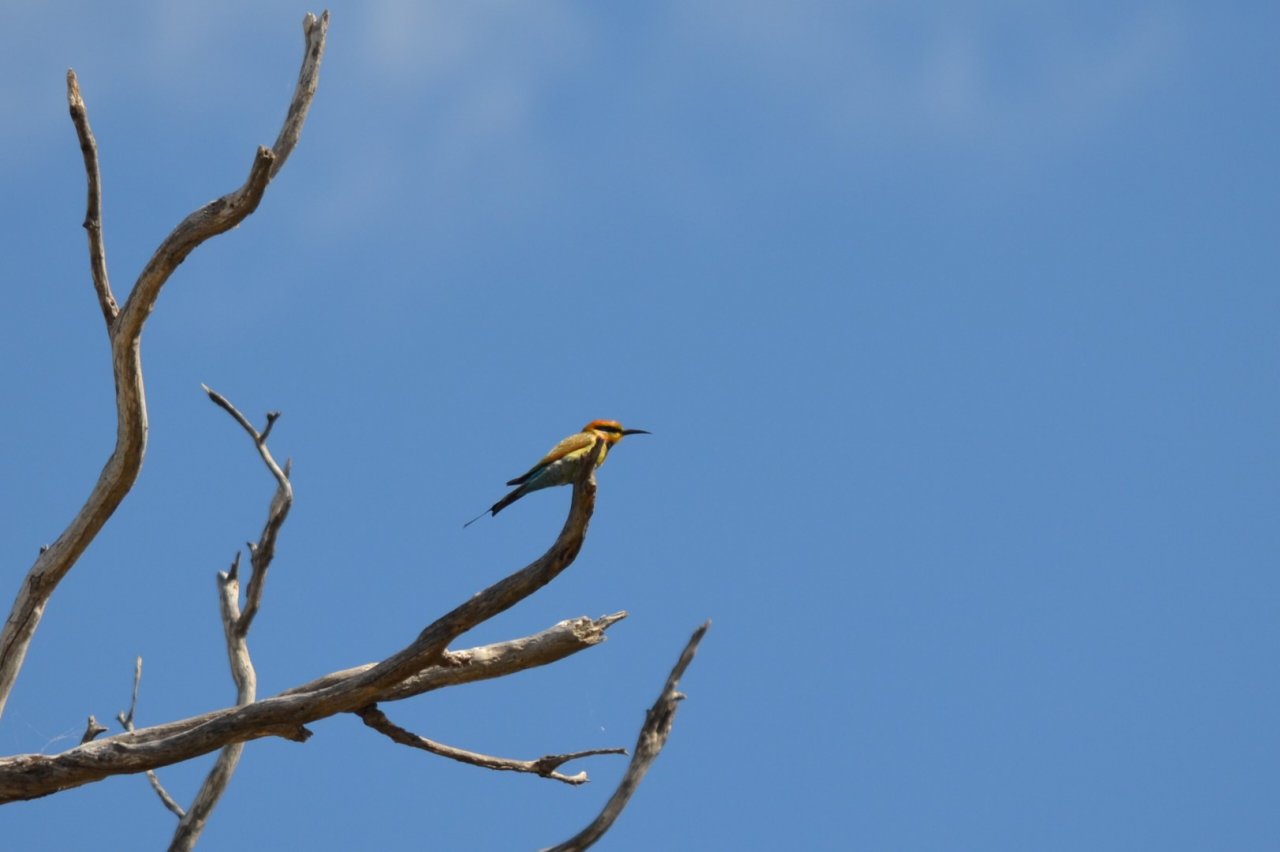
[167,560,253,849]
[0,440,604,802]
[67,74,115,326]
[168,389,295,851]
[545,622,710,852]
[0,9,329,722]
[282,611,629,703]
[357,706,625,786]
[200,385,293,638]
[3,12,704,848]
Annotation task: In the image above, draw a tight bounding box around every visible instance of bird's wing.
[506,431,597,485]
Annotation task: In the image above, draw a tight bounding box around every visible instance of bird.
[465,419,650,526]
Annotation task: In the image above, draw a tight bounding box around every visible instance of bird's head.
[582,419,651,446]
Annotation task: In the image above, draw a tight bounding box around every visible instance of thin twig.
[114,657,186,820]
[122,654,142,727]
[200,385,259,440]
[545,622,710,852]
[358,706,625,786]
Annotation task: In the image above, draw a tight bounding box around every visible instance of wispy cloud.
[670,3,1188,155]
[359,2,589,158]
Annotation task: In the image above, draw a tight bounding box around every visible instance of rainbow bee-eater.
[465,420,650,526]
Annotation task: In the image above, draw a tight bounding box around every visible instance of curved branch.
[169,383,296,849]
[358,706,625,786]
[200,385,293,636]
[270,11,328,177]
[0,10,328,722]
[0,442,603,802]
[545,622,710,852]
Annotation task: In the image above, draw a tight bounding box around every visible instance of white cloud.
[361,1,589,138]
[669,2,1188,155]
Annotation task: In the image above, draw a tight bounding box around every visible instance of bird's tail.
[463,484,526,527]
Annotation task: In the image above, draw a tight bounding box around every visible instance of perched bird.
[465,420,650,526]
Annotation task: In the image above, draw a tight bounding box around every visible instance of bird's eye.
[597,424,621,434]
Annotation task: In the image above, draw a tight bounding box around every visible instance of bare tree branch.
[0,9,329,722]
[0,440,604,802]
[282,612,628,703]
[200,385,293,637]
[169,385,295,850]
[4,10,705,850]
[66,71,116,327]
[358,706,625,786]
[545,622,710,852]
[117,10,329,349]
[270,12,328,177]
[41,612,627,776]
[115,658,185,820]
[167,560,254,850]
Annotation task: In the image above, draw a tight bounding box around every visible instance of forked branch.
[114,658,185,820]
[3,11,706,849]
[200,385,293,637]
[0,9,329,722]
[168,389,295,851]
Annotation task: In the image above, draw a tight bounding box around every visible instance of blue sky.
[1,2,1277,849]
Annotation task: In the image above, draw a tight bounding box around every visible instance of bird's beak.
[622,428,651,436]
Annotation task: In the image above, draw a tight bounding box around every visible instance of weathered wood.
[358,706,625,786]
[0,10,329,722]
[545,622,710,852]
[0,444,601,802]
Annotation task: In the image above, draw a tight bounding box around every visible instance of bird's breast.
[527,442,609,490]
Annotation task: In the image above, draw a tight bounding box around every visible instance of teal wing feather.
[505,431,596,486]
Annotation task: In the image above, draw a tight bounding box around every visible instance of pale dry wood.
[66,71,116,326]
[168,562,254,850]
[281,612,628,703]
[0,10,329,722]
[0,9,701,846]
[0,441,603,802]
[270,12,328,178]
[55,612,626,760]
[358,706,626,786]
[545,622,710,852]
[200,385,293,637]
[169,386,294,850]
